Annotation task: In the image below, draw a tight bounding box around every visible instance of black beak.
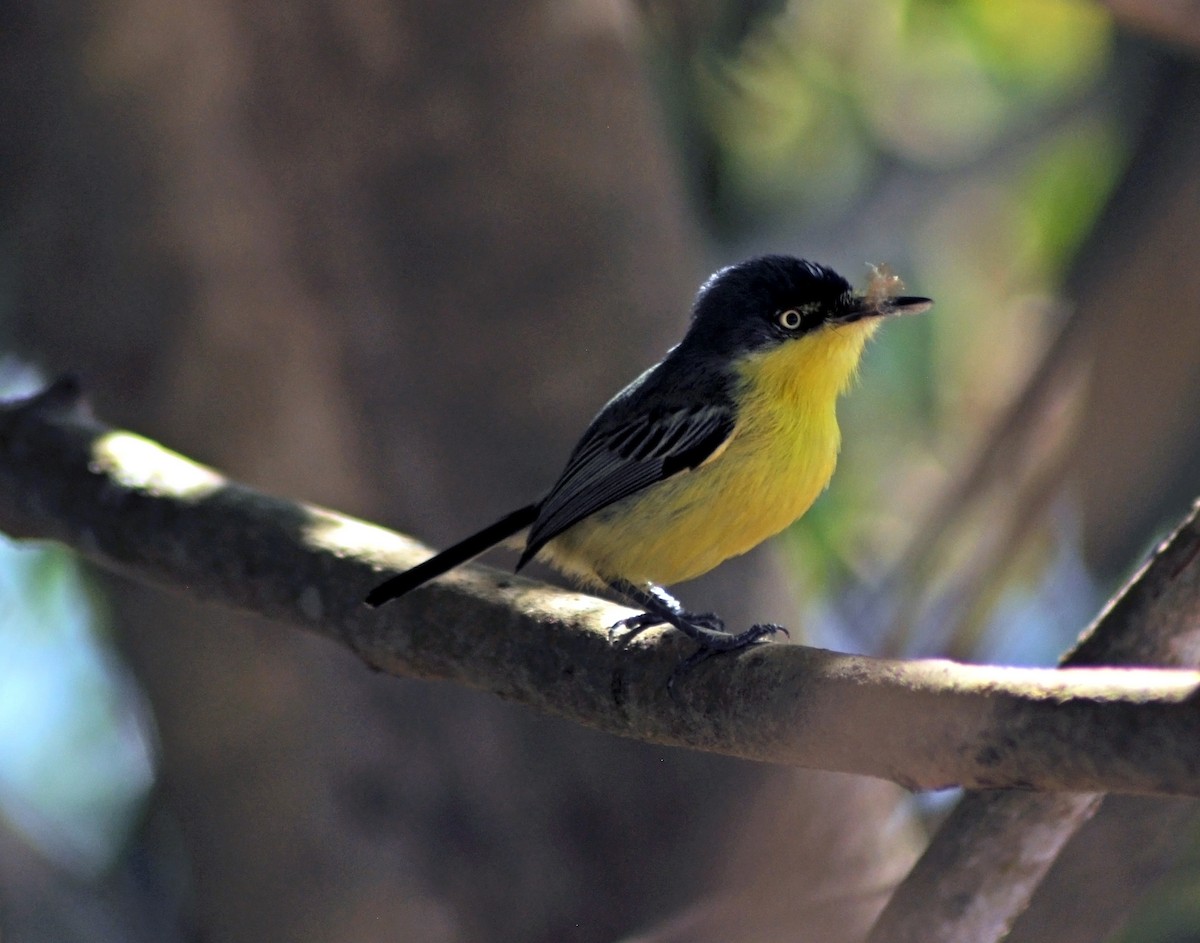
[831,294,933,325]
[883,295,934,316]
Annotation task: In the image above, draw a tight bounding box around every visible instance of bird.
[366,255,931,673]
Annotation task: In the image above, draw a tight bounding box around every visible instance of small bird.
[367,256,931,671]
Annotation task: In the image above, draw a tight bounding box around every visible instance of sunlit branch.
[2,379,1199,798]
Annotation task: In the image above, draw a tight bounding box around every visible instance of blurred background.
[2,0,1199,940]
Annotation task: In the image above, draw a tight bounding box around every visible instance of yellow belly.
[542,320,875,588]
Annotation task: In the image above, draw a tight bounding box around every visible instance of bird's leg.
[607,580,723,639]
[607,580,784,650]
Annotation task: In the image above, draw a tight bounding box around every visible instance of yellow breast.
[544,321,878,588]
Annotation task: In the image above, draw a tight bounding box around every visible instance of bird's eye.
[777,309,803,331]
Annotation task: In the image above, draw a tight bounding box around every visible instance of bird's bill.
[830,294,933,325]
[882,295,934,316]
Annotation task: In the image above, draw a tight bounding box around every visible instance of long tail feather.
[365,504,538,607]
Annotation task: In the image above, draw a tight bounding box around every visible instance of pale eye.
[777,309,803,330]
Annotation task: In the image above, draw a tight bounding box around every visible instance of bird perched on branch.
[367,255,931,677]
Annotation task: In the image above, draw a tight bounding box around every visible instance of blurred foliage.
[696,0,1111,218]
[1114,819,1200,943]
[0,536,155,878]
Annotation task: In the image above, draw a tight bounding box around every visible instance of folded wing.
[518,403,735,569]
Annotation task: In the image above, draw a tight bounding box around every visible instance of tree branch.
[2,379,1200,797]
[868,471,1200,941]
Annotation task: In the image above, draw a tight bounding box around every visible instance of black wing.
[517,402,735,569]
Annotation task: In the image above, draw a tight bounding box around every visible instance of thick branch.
[2,380,1200,796]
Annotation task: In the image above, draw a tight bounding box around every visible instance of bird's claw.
[609,612,663,640]
[666,622,789,701]
[748,622,788,641]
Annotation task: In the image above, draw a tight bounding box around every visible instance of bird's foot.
[601,579,786,697]
[667,622,788,700]
[609,609,725,641]
[678,610,726,633]
[609,611,662,640]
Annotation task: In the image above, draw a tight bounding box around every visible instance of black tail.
[365,504,539,607]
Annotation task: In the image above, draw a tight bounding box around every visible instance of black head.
[684,255,931,358]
